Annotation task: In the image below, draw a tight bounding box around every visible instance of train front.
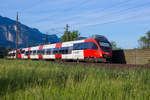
[94,35,112,62]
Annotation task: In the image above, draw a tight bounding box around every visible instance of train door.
[72,43,84,60]
[61,46,73,60]
[21,49,28,59]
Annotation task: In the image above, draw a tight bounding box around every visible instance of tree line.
[0,46,11,58]
[61,30,80,42]
[138,31,150,49]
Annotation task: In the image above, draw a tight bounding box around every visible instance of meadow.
[0,59,150,100]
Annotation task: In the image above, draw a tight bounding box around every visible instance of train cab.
[93,35,112,58]
[89,35,112,62]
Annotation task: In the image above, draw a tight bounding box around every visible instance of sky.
[0,0,150,49]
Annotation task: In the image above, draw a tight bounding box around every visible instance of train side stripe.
[38,45,43,59]
[28,47,31,51]
[39,45,43,50]
[55,43,62,59]
[55,43,62,48]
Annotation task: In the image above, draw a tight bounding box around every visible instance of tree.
[0,46,11,58]
[110,41,121,50]
[61,30,80,42]
[138,31,150,49]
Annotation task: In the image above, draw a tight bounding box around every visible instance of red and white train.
[7,35,112,62]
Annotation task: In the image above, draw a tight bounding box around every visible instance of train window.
[58,48,63,54]
[29,51,32,55]
[92,44,98,50]
[30,51,33,55]
[60,47,64,54]
[79,43,84,50]
[59,48,63,54]
[41,50,45,55]
[75,43,88,50]
[96,39,111,47]
[63,47,68,54]
[53,48,58,54]
[37,50,40,55]
[73,42,98,50]
[89,42,98,50]
[46,49,51,55]
[45,47,73,55]
[33,50,37,55]
[83,42,89,50]
[73,43,80,50]
[13,53,16,56]
[96,39,112,52]
[60,47,72,54]
[21,50,25,54]
[57,48,60,54]
[36,50,45,55]
[25,51,29,55]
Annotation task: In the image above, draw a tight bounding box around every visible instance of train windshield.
[96,38,112,52]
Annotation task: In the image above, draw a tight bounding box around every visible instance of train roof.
[74,35,107,41]
[91,35,107,40]
[10,35,107,52]
[73,37,87,41]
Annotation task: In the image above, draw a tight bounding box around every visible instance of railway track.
[8,59,150,70]
[53,61,150,70]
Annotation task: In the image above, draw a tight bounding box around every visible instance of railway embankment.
[112,49,150,65]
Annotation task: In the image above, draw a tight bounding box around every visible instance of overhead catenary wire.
[71,12,150,29]
[17,0,150,37]
[25,0,132,26]
[69,1,150,29]
[48,0,150,31]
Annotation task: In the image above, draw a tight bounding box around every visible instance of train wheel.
[55,59,61,63]
[77,59,79,63]
[94,57,98,63]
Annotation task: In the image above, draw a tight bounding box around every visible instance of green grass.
[0,59,150,100]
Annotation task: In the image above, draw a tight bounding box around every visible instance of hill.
[0,16,60,48]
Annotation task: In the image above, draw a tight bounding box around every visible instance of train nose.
[103,53,112,58]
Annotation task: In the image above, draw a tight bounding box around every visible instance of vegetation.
[111,41,122,50]
[138,31,150,49]
[61,30,80,42]
[0,59,150,100]
[0,46,11,58]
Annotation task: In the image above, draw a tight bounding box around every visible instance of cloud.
[16,0,150,31]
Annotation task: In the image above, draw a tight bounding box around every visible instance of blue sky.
[0,0,150,49]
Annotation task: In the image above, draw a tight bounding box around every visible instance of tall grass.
[0,59,150,100]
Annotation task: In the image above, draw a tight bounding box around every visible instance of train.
[7,35,112,62]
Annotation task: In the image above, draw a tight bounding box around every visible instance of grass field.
[0,59,150,100]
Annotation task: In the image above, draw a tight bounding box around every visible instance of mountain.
[0,16,60,48]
